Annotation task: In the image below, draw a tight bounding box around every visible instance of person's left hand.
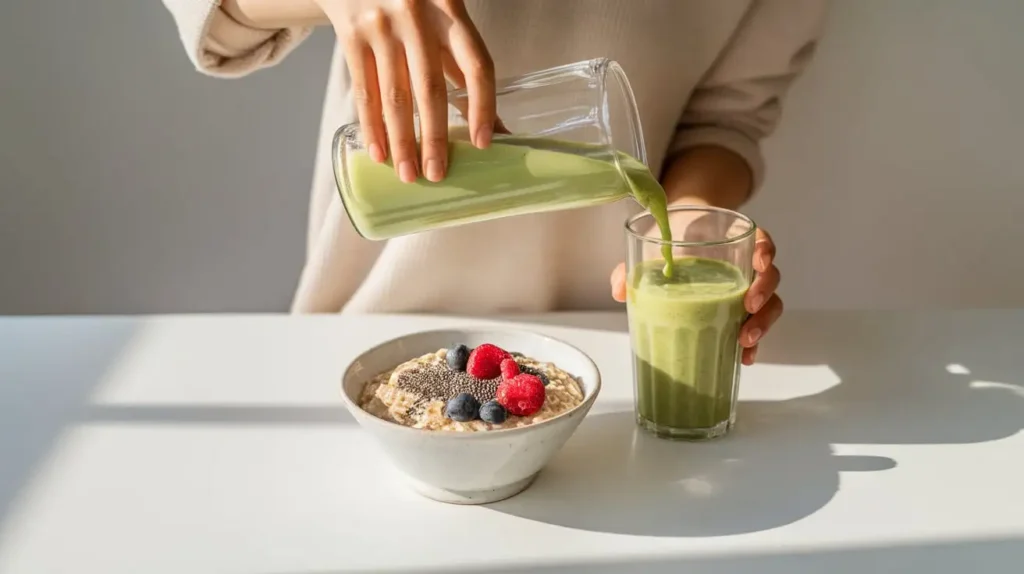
[610,226,783,366]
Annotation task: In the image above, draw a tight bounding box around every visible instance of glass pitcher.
[332,58,654,240]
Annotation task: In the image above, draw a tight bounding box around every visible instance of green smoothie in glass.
[627,256,750,439]
[625,205,755,440]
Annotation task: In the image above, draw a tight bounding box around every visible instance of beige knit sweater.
[162,0,826,314]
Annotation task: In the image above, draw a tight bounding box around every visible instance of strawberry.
[500,358,520,379]
[496,373,546,417]
[466,343,512,379]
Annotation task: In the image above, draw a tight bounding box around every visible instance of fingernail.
[751,295,765,313]
[369,143,385,163]
[747,328,762,345]
[750,346,759,364]
[474,125,493,148]
[398,161,417,183]
[424,159,444,182]
[759,253,770,270]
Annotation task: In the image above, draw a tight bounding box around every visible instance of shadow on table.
[487,310,1024,537]
[79,404,354,426]
[0,318,358,536]
[0,318,139,530]
[320,536,1024,574]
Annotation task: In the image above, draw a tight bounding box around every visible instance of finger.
[402,7,449,182]
[445,18,496,148]
[740,294,784,348]
[742,345,759,366]
[754,227,777,273]
[610,263,627,303]
[343,37,386,163]
[442,51,510,135]
[367,19,418,183]
[745,264,780,314]
[442,50,466,97]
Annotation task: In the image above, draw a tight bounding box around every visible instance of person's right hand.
[317,0,496,183]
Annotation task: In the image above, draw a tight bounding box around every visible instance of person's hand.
[319,0,496,183]
[610,223,782,366]
[735,227,782,365]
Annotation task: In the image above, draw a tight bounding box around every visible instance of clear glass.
[625,206,756,440]
[333,58,647,240]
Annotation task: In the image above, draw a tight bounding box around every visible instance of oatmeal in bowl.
[341,329,601,504]
[359,343,585,431]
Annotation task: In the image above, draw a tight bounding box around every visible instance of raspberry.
[466,344,512,379]
[500,358,520,379]
[496,374,546,417]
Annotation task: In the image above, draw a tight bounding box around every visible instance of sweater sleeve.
[667,0,828,191]
[161,0,314,78]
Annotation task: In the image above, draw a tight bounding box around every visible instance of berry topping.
[500,358,520,379]
[466,344,512,379]
[518,365,550,386]
[445,392,481,422]
[478,400,508,424]
[446,344,470,372]
[496,374,546,417]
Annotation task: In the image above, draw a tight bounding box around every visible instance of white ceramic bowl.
[340,328,601,504]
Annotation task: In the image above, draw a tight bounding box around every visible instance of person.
[161,0,826,365]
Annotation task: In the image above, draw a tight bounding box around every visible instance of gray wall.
[1,2,334,313]
[2,0,1023,314]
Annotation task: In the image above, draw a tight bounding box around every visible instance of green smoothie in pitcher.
[343,137,675,274]
[627,256,750,439]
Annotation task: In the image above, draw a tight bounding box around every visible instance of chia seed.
[395,362,501,404]
[517,364,551,386]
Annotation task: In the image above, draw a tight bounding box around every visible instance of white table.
[1,311,1022,573]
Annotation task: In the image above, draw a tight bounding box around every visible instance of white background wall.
[1,0,1022,314]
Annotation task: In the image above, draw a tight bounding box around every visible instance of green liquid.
[622,163,674,277]
[344,137,675,275]
[627,257,749,437]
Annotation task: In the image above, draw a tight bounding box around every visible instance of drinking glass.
[625,206,756,440]
[333,58,647,240]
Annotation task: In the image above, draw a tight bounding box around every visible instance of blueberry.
[445,392,480,422]
[519,365,550,386]
[446,344,470,371]
[479,400,507,424]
